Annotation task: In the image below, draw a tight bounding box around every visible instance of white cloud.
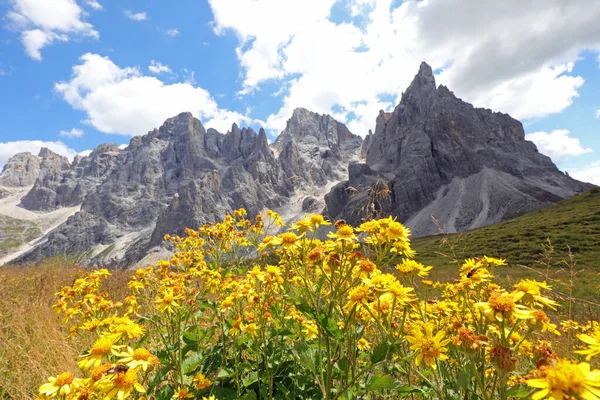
[85,0,103,10]
[166,29,179,37]
[569,161,600,185]
[55,53,260,135]
[209,0,600,135]
[6,0,98,60]
[0,140,79,170]
[124,10,147,21]
[148,60,172,75]
[118,144,128,150]
[59,128,84,138]
[526,129,593,162]
[596,109,600,118]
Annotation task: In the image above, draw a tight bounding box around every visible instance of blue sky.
[0,0,599,184]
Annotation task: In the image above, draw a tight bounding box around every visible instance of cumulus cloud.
[166,29,180,37]
[526,129,593,162]
[85,0,103,10]
[0,140,80,170]
[55,53,260,135]
[596,109,600,118]
[209,0,600,135]
[6,0,98,60]
[59,128,84,138]
[148,60,172,75]
[124,10,147,21]
[569,161,600,185]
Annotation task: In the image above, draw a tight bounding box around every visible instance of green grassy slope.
[0,215,42,256]
[411,188,600,302]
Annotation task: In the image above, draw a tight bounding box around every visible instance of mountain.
[0,62,594,267]
[0,110,361,267]
[324,62,593,235]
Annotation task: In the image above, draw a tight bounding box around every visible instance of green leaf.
[336,356,350,372]
[182,352,203,375]
[366,373,397,392]
[507,385,533,398]
[243,372,258,387]
[239,391,258,400]
[217,368,234,378]
[212,386,239,400]
[370,341,391,363]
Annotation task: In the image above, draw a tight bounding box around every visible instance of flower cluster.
[40,210,600,399]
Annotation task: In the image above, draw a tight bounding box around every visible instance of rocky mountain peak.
[155,111,204,140]
[404,61,436,96]
[0,152,41,187]
[325,61,593,236]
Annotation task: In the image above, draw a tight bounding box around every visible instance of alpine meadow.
[1,0,600,399]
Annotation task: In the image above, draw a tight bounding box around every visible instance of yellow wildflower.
[527,359,600,400]
[357,338,371,351]
[192,373,212,390]
[118,347,159,371]
[39,372,82,398]
[577,328,600,361]
[406,325,450,370]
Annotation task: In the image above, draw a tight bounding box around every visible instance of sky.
[0,0,599,184]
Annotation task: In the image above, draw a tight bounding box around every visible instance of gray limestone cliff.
[0,151,42,187]
[325,62,593,235]
[10,110,356,266]
[272,108,362,188]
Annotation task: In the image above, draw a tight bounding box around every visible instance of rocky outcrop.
[361,130,374,159]
[16,110,349,266]
[0,152,41,187]
[272,108,362,188]
[20,145,120,211]
[325,62,593,235]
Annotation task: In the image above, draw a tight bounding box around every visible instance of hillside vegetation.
[0,215,41,256]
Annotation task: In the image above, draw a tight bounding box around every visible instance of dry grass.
[0,259,130,399]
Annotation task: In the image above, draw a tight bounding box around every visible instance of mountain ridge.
[0,62,593,267]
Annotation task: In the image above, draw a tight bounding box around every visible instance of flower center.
[55,372,74,386]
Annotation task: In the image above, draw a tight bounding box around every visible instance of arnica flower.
[406,325,451,370]
[476,291,531,322]
[309,213,330,228]
[345,285,371,310]
[527,359,600,400]
[78,334,123,370]
[302,319,319,340]
[395,259,432,278]
[153,288,184,314]
[192,373,212,390]
[328,224,357,242]
[385,220,410,241]
[108,316,144,339]
[99,368,146,400]
[576,328,600,361]
[274,231,302,249]
[172,386,194,399]
[241,322,259,338]
[119,347,159,371]
[39,372,82,398]
[357,338,371,351]
[513,279,558,310]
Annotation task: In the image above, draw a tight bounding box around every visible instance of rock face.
[21,146,118,211]
[7,110,357,266]
[0,152,42,187]
[272,108,362,188]
[325,62,593,236]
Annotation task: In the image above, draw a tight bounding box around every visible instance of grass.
[1,189,598,397]
[412,188,600,313]
[0,215,42,256]
[0,259,131,398]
